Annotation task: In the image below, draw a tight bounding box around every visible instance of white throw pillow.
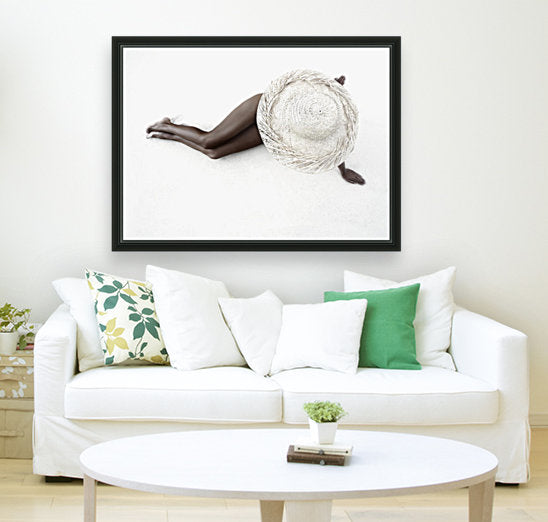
[344,267,456,370]
[146,265,245,371]
[270,299,367,375]
[219,290,283,376]
[52,278,103,372]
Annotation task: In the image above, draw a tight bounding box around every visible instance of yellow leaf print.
[106,338,115,354]
[114,337,129,350]
[105,318,117,334]
[123,288,138,296]
[87,280,93,290]
[112,327,125,336]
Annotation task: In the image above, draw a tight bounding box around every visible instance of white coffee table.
[80,429,497,522]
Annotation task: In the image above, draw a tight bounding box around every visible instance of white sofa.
[33,304,530,483]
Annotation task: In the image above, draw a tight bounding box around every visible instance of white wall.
[1,0,547,420]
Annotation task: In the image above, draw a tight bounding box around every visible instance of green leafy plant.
[0,303,32,348]
[18,325,36,349]
[303,401,347,423]
[0,303,30,333]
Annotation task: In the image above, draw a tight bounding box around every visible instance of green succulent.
[303,401,347,423]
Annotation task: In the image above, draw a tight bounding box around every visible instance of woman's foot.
[146,117,172,134]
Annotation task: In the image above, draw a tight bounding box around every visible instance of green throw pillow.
[324,284,421,370]
[86,269,169,366]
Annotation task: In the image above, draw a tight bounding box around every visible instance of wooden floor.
[1,428,547,521]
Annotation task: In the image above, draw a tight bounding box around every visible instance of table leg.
[285,500,332,522]
[83,474,96,522]
[469,477,495,522]
[260,500,284,522]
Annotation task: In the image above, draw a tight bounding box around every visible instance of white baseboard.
[530,414,548,427]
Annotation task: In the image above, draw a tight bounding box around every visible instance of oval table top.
[80,429,498,501]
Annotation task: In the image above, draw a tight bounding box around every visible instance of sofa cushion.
[146,265,245,371]
[218,290,283,377]
[65,366,281,422]
[344,267,457,370]
[271,366,498,426]
[85,269,168,366]
[324,285,421,370]
[52,278,103,372]
[270,300,367,375]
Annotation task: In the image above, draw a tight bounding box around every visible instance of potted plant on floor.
[0,303,31,355]
[303,401,347,444]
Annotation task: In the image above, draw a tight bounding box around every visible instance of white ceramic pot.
[308,418,338,445]
[0,332,19,355]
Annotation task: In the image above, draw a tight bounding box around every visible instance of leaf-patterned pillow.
[86,269,168,366]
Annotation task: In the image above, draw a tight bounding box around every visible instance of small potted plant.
[0,303,31,355]
[303,401,347,444]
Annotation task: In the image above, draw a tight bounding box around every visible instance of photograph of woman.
[118,40,394,245]
[146,70,365,185]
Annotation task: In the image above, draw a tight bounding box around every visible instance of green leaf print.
[104,356,114,365]
[104,295,119,310]
[145,317,160,327]
[141,308,154,315]
[113,280,123,289]
[129,313,141,322]
[145,322,159,340]
[98,285,118,294]
[120,293,137,305]
[133,322,145,340]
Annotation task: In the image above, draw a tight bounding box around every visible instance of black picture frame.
[112,36,401,251]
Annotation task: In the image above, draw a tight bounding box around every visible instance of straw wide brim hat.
[256,69,359,174]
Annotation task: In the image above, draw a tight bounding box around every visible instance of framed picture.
[112,36,400,251]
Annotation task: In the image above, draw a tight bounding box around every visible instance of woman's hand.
[338,162,365,185]
[341,167,365,185]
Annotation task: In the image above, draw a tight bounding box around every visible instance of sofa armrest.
[34,304,77,416]
[450,307,529,421]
